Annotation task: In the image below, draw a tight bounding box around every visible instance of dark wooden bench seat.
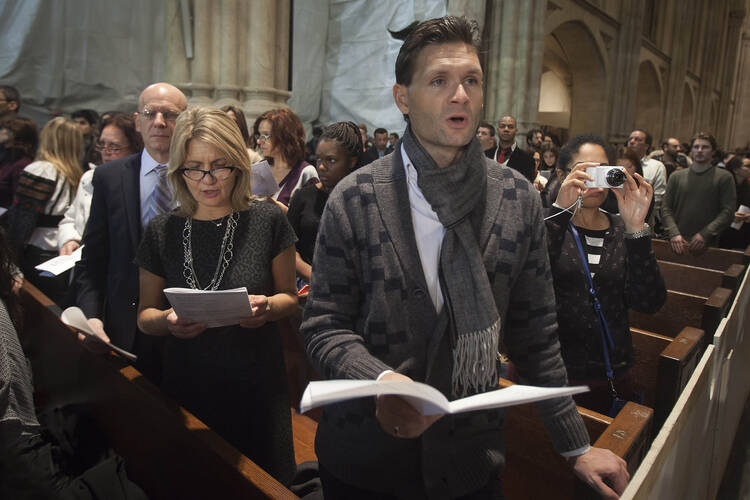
[18,282,303,500]
[630,326,704,429]
[652,239,750,273]
[658,259,746,300]
[499,378,652,499]
[629,287,732,338]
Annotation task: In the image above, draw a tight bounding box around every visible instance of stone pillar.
[728,14,750,149]
[483,0,547,142]
[606,0,645,144]
[716,9,746,145]
[214,0,242,105]
[660,0,692,143]
[163,0,291,117]
[243,0,291,118]
[164,0,190,87]
[190,0,214,102]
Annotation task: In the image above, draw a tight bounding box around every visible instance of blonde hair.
[36,117,83,192]
[168,106,253,216]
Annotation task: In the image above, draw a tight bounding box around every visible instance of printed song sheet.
[730,204,750,230]
[300,379,588,415]
[163,287,253,328]
[60,307,137,361]
[35,245,83,276]
[251,160,279,197]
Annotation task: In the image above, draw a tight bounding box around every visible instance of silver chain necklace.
[182,212,239,290]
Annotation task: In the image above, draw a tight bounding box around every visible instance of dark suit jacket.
[361,145,394,167]
[484,145,535,183]
[76,152,143,350]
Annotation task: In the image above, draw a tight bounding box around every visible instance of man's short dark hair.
[374,127,388,136]
[0,85,20,111]
[632,128,653,146]
[478,122,495,137]
[71,109,100,126]
[526,128,543,145]
[395,16,480,86]
[390,132,399,140]
[558,133,614,172]
[690,131,718,151]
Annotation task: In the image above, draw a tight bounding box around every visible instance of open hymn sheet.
[163,287,254,328]
[300,379,589,416]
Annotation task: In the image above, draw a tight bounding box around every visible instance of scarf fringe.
[451,319,501,398]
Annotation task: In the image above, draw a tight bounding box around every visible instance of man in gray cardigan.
[302,16,628,500]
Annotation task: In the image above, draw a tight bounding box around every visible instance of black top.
[546,207,667,380]
[287,184,328,265]
[576,226,607,278]
[134,201,297,484]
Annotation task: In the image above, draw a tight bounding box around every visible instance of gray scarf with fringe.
[401,125,500,398]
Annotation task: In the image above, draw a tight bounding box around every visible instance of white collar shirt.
[400,145,445,313]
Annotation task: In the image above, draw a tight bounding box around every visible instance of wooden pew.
[18,282,303,500]
[651,239,750,273]
[500,378,653,499]
[629,287,732,339]
[657,260,746,301]
[630,326,704,430]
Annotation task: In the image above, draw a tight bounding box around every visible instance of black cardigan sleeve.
[624,236,667,314]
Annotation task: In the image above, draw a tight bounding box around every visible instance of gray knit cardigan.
[302,151,589,499]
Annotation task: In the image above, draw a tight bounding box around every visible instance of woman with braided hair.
[287,121,362,285]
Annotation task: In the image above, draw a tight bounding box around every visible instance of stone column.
[214,0,242,105]
[189,0,214,102]
[483,0,547,142]
[243,0,291,118]
[163,0,291,117]
[164,0,190,88]
[659,0,692,142]
[728,14,750,149]
[716,9,746,145]
[606,0,645,144]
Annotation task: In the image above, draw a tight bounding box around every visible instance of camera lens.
[606,168,626,187]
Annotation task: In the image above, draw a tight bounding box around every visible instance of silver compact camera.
[585,166,626,189]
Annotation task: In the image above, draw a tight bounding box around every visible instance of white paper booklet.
[251,160,280,197]
[730,204,750,230]
[60,306,137,361]
[163,287,253,328]
[35,245,83,276]
[300,379,589,416]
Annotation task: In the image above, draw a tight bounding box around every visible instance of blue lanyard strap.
[568,223,617,388]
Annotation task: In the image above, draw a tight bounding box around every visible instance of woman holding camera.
[546,134,666,415]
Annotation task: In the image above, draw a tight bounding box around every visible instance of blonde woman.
[6,117,83,303]
[134,107,297,485]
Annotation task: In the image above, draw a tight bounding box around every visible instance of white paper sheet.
[730,204,750,230]
[251,160,279,197]
[34,246,83,276]
[60,306,137,361]
[299,379,588,416]
[163,287,253,328]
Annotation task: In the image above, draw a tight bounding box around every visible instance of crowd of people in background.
[475,113,750,251]
[0,13,749,497]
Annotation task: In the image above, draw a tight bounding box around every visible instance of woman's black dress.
[135,201,297,485]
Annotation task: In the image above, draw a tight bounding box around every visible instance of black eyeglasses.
[180,166,236,181]
[254,133,272,143]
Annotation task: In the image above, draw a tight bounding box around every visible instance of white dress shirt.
[401,146,446,314]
